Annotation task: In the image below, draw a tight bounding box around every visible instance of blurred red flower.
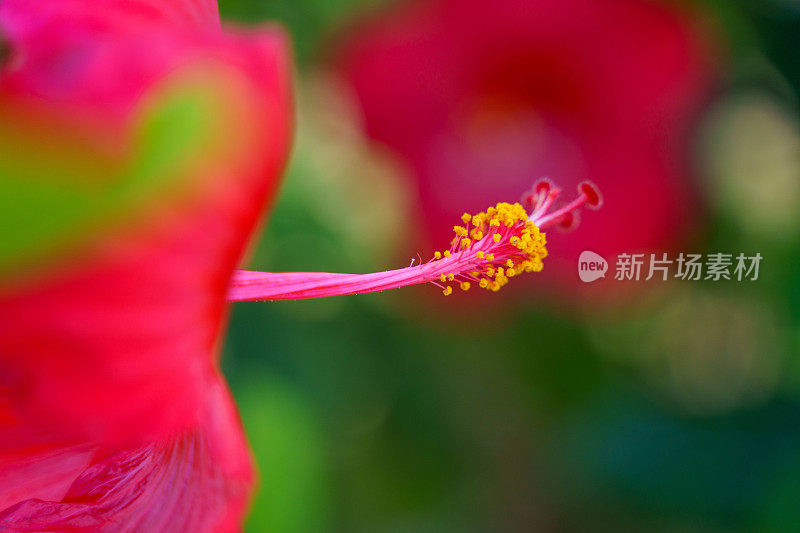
[0,0,291,528]
[336,0,716,294]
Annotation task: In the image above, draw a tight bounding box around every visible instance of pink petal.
[0,2,292,445]
[0,390,95,511]
[0,379,254,532]
[1,0,220,35]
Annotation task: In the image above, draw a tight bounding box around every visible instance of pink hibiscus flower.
[0,0,599,529]
[335,0,716,293]
[0,0,290,529]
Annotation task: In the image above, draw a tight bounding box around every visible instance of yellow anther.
[434,251,442,260]
[439,201,549,295]
[442,286,453,296]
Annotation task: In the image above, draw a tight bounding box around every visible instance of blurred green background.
[218,0,800,530]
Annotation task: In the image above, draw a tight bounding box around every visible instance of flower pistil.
[228,179,601,301]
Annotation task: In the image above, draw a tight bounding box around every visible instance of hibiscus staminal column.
[228,180,601,301]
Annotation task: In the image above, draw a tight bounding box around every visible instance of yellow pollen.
[442,286,453,296]
[441,201,549,296]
